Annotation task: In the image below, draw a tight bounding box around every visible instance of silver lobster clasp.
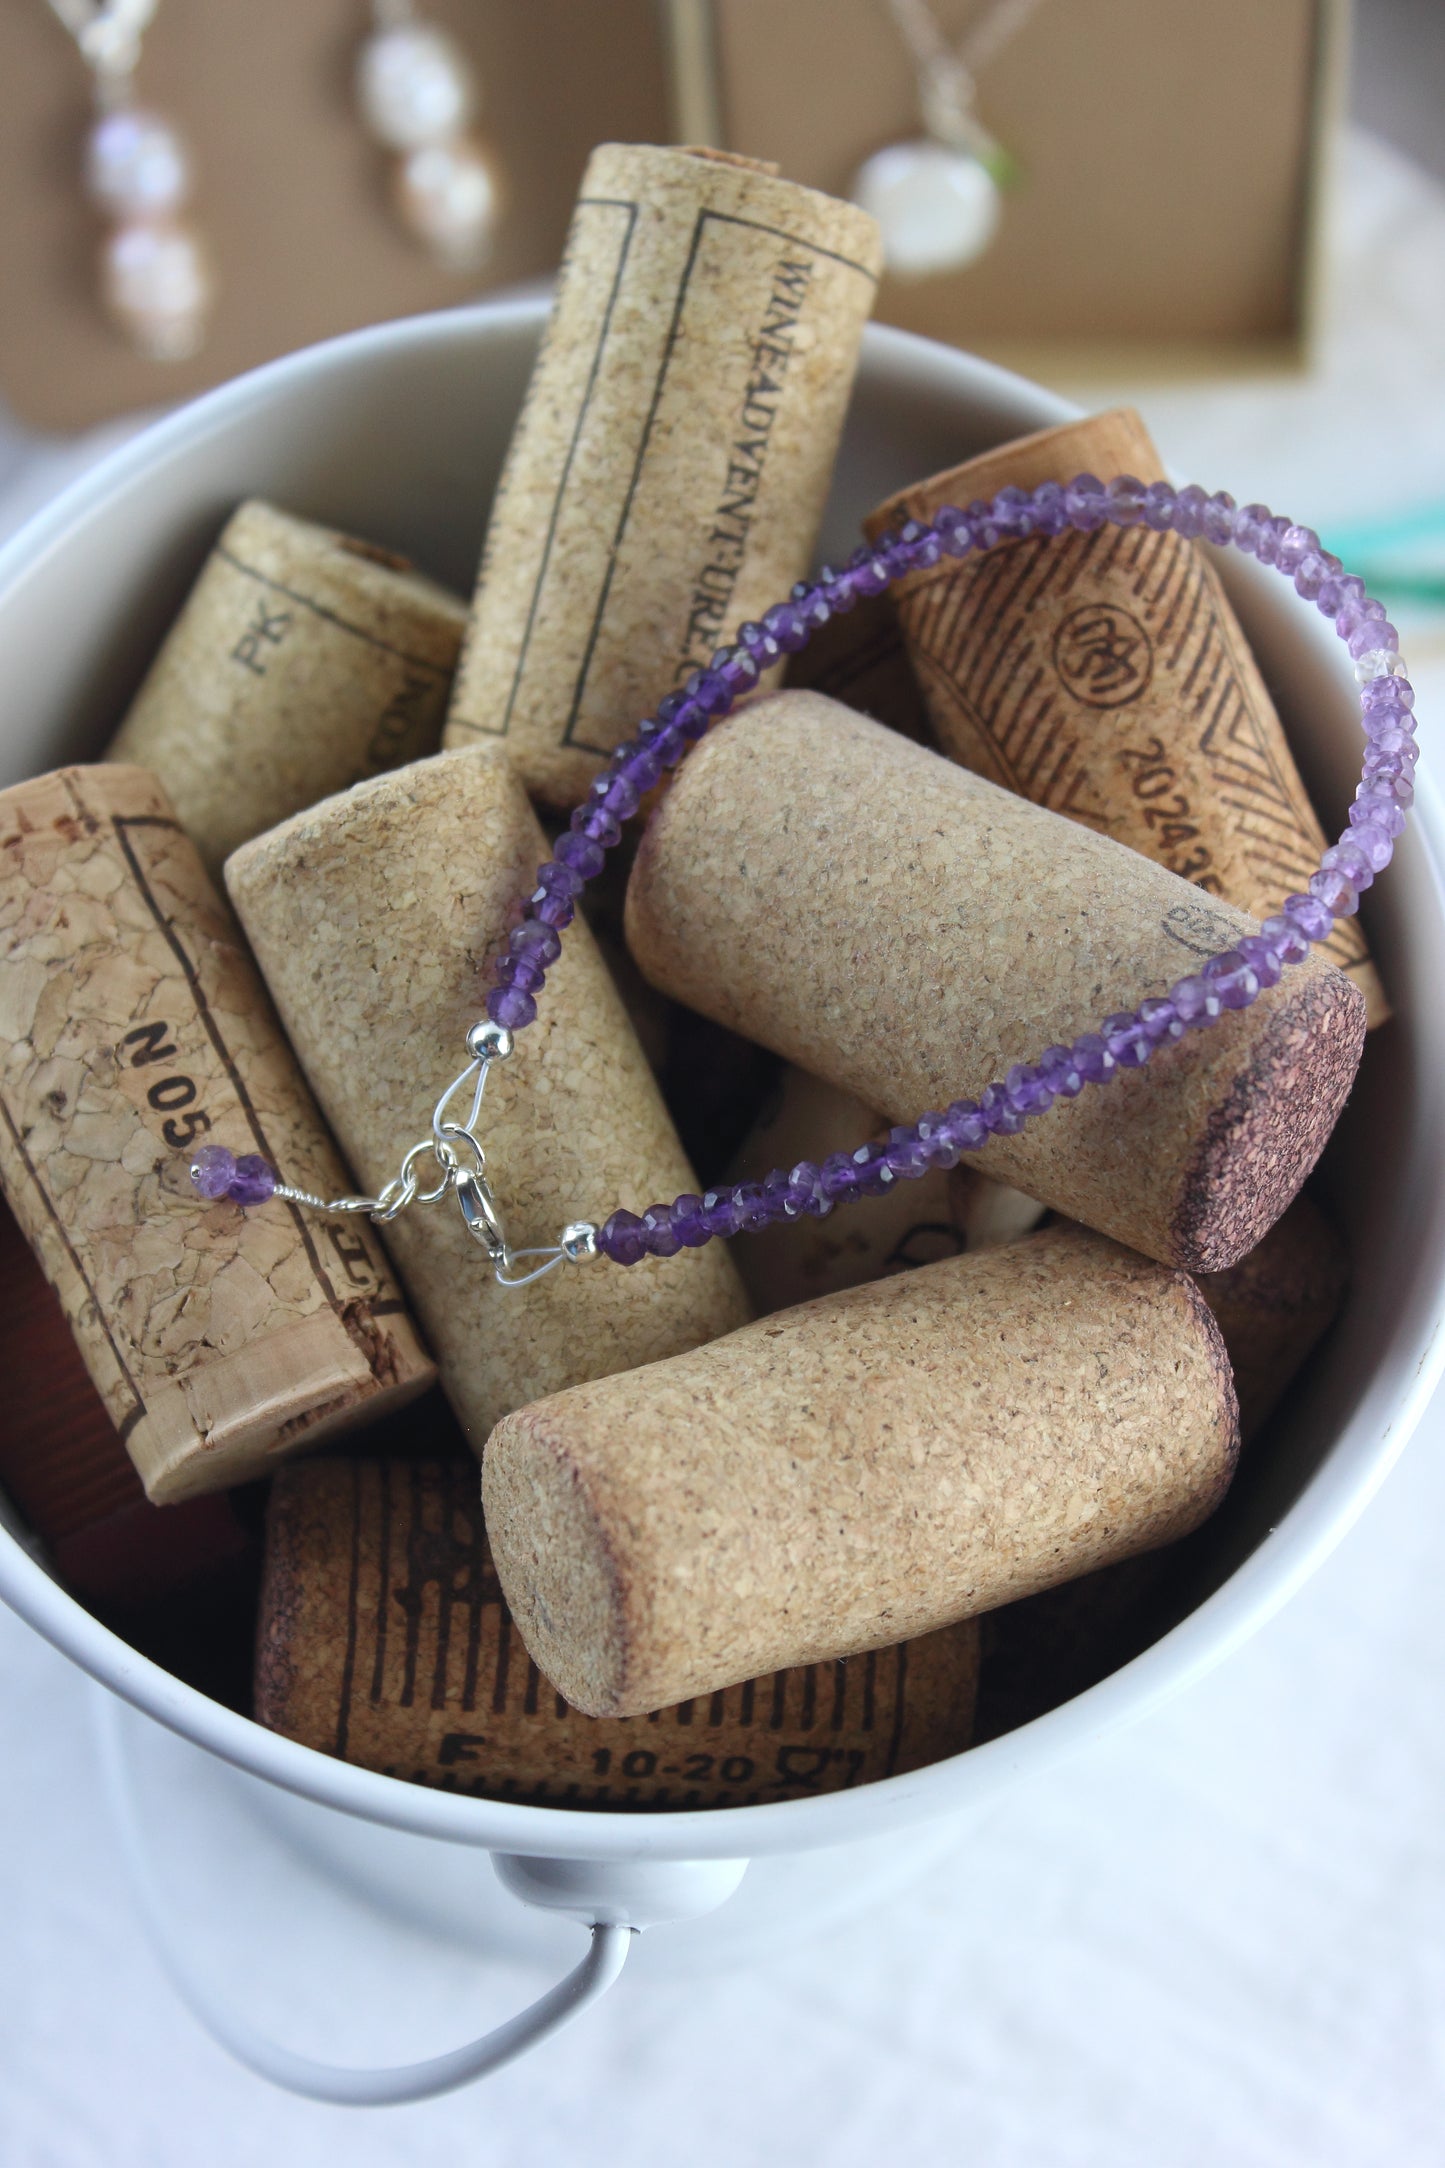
[454,1162,507,1264]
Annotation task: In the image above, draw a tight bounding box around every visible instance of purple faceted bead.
[1259,914,1311,968]
[189,1143,236,1200]
[1320,839,1375,892]
[1351,794,1406,841]
[669,1193,711,1247]
[1348,821,1395,872]
[1029,481,1068,537]
[1036,1043,1085,1097]
[511,919,561,966]
[487,984,537,1031]
[1143,481,1177,532]
[1202,490,1237,545]
[963,498,1001,550]
[1201,950,1261,1009]
[934,505,973,557]
[537,858,583,900]
[1071,1032,1117,1083]
[686,667,732,714]
[572,803,623,849]
[820,1150,865,1203]
[1004,1062,1055,1115]
[1105,474,1147,526]
[786,1161,829,1216]
[885,1128,935,1180]
[1273,523,1317,575]
[1063,473,1108,532]
[529,888,574,930]
[1136,998,1184,1045]
[849,1142,896,1195]
[979,1082,1024,1134]
[1233,502,1272,555]
[1236,935,1283,990]
[496,953,545,994]
[229,1153,277,1208]
[1314,575,1347,619]
[641,1203,681,1258]
[1348,618,1400,660]
[1361,673,1414,712]
[1294,552,1328,601]
[1169,975,1224,1027]
[730,1181,772,1232]
[941,1099,989,1152]
[991,485,1034,538]
[1171,484,1208,539]
[854,556,892,598]
[616,743,661,796]
[701,1188,744,1238]
[1282,891,1335,943]
[599,1207,646,1266]
[759,1167,796,1220]
[739,619,783,664]
[762,602,809,652]
[555,829,605,880]
[1101,1011,1153,1066]
[715,646,761,696]
[1308,867,1360,918]
[791,583,835,633]
[912,1111,962,1168]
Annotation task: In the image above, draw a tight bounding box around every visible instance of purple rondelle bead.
[555,830,605,880]
[738,620,782,664]
[791,582,835,632]
[1201,950,1261,1009]
[1203,490,1237,545]
[487,984,537,1031]
[511,920,561,966]
[786,1161,829,1216]
[1294,552,1328,601]
[1101,1012,1153,1066]
[701,1188,744,1239]
[1308,867,1360,918]
[1361,673,1414,712]
[715,646,761,695]
[963,498,1001,550]
[617,743,662,795]
[854,557,892,598]
[1171,484,1208,539]
[885,1128,935,1180]
[496,953,545,994]
[763,602,809,653]
[1169,975,1224,1027]
[189,1143,236,1200]
[760,1167,797,1218]
[1351,796,1406,841]
[1105,474,1147,526]
[596,771,642,818]
[849,1142,896,1195]
[942,1100,989,1152]
[669,1193,710,1247]
[1348,618,1400,660]
[641,1204,681,1258]
[529,889,574,930]
[1236,935,1283,990]
[1036,1043,1085,1096]
[1320,839,1375,892]
[991,484,1034,538]
[1136,998,1184,1045]
[1314,575,1346,619]
[599,1207,646,1266]
[572,803,622,849]
[1071,1032,1117,1083]
[933,505,973,557]
[229,1153,277,1208]
[686,667,732,714]
[912,1111,961,1168]
[537,858,583,900]
[1233,502,1271,554]
[1142,481,1177,532]
[1282,891,1335,943]
[819,1150,864,1203]
[1275,523,1319,575]
[732,1181,772,1231]
[1063,473,1107,532]
[979,1082,1024,1134]
[1029,481,1068,536]
[1004,1062,1055,1115]
[1259,914,1311,968]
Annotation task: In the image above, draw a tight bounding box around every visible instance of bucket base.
[105,1694,973,1982]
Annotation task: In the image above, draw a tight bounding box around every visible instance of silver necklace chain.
[884,0,1046,149]
[44,0,156,85]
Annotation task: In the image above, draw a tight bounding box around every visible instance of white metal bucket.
[3,302,1443,2097]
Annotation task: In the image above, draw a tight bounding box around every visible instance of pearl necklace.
[192,475,1416,1286]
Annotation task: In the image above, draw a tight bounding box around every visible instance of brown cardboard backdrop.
[0,0,671,431]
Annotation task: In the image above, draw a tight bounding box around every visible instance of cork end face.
[482,1408,632,1717]
[1172,963,1367,1272]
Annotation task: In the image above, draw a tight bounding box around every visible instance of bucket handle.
[95,1694,632,2105]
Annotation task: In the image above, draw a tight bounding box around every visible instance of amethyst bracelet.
[193,473,1418,1278]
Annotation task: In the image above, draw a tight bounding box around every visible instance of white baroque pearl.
[358,24,472,152]
[851,140,1002,279]
[394,136,500,270]
[85,107,190,219]
[100,219,211,360]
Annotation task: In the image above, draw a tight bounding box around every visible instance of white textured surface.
[3,130,1445,2161]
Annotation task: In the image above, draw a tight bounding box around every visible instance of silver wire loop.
[271,1023,595,1291]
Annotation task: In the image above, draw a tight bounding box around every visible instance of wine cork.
[1196,1190,1348,1442]
[226,747,749,1446]
[865,409,1388,1027]
[0,1199,255,1610]
[0,767,435,1503]
[724,1063,1042,1313]
[256,1458,979,1809]
[483,1223,1239,1718]
[443,141,883,806]
[106,501,466,882]
[624,692,1365,1273]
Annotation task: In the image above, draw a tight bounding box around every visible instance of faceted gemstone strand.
[229,1154,277,1208]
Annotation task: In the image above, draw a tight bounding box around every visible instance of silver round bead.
[466,1019,514,1061]
[560,1221,599,1263]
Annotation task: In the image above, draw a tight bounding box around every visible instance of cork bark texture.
[0,767,434,1503]
[107,501,466,881]
[256,1457,978,1810]
[1195,1189,1348,1442]
[725,1061,1042,1313]
[226,746,749,1448]
[483,1223,1240,1717]
[865,408,1387,1026]
[624,693,1366,1273]
[443,141,883,805]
